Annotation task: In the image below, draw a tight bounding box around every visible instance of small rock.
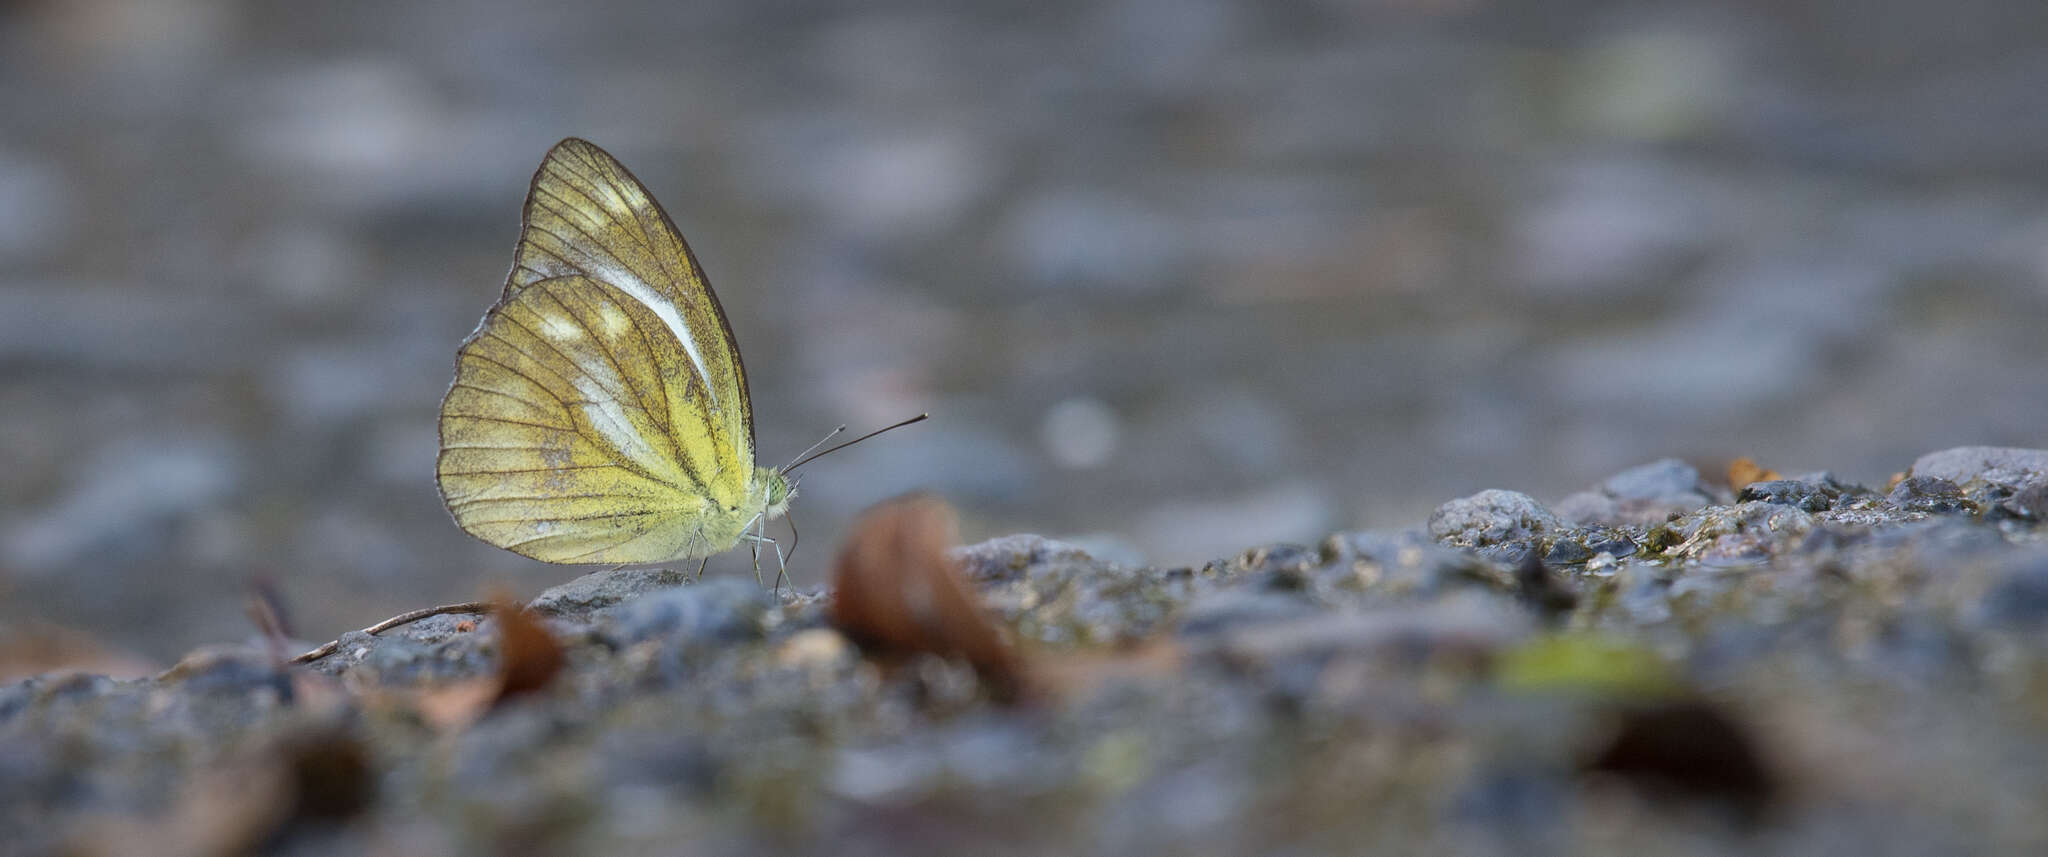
[1541,537,1594,566]
[952,535,1095,584]
[528,567,693,621]
[1553,491,1619,526]
[596,578,768,647]
[1662,502,1818,563]
[1600,458,1704,502]
[1428,490,1562,549]
[1990,483,2048,523]
[1909,447,2048,489]
[1737,478,1844,512]
[1599,458,1716,525]
[1887,476,1972,515]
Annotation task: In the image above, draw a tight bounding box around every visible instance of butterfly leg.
[740,531,790,594]
[762,512,789,594]
[695,556,710,582]
[749,524,763,587]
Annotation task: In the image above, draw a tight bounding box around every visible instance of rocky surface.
[6,447,2048,855]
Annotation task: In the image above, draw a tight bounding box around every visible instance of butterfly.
[436,138,920,584]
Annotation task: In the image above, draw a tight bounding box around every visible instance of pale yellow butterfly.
[436,138,920,584]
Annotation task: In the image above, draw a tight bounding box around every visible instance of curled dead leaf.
[492,594,565,699]
[829,494,1024,699]
[413,592,564,731]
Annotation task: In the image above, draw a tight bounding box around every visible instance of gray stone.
[1553,491,1620,526]
[1910,447,2048,489]
[1737,478,1846,513]
[1601,458,1704,502]
[1427,490,1562,549]
[595,578,769,647]
[952,534,1095,584]
[1888,476,1971,515]
[527,567,693,621]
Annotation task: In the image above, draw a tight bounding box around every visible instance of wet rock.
[527,568,693,621]
[1989,483,2048,523]
[1542,538,1594,565]
[1658,501,1818,563]
[1738,477,1848,512]
[1887,476,1973,515]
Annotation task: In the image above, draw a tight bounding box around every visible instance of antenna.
[780,424,848,472]
[785,413,930,473]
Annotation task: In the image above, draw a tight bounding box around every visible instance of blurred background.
[3,0,2047,658]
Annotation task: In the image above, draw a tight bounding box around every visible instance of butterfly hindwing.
[441,275,738,564]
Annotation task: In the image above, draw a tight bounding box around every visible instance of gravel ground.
[5,446,2045,856]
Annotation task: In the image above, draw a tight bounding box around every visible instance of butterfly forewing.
[437,138,764,565]
[507,138,753,456]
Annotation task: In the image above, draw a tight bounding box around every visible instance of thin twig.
[288,601,493,664]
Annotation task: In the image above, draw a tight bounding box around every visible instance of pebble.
[1426,490,1562,549]
[1910,447,2048,490]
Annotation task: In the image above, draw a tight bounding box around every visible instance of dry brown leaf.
[492,594,564,699]
[829,494,1025,699]
[1727,457,1781,491]
[410,593,564,731]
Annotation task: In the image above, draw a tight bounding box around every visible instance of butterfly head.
[761,467,794,520]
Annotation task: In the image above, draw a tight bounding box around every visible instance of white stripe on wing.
[581,258,720,409]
